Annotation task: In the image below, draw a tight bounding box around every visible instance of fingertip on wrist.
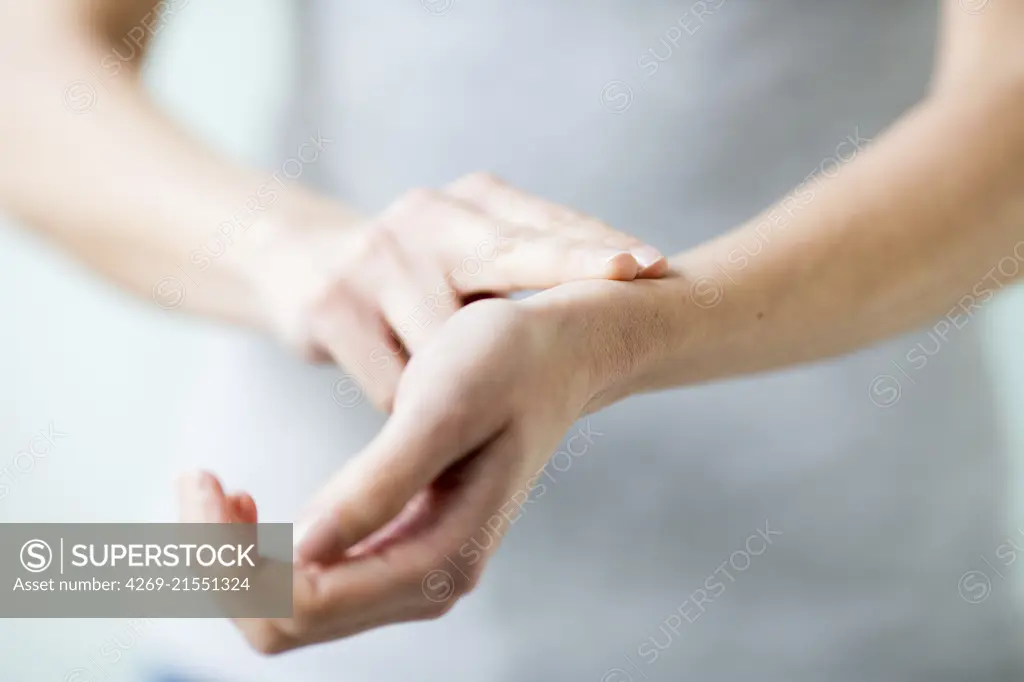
[629,245,665,271]
[596,250,641,280]
[591,246,665,281]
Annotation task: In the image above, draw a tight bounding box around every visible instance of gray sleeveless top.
[257,1,1023,679]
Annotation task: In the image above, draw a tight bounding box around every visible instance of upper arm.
[935,0,1024,93]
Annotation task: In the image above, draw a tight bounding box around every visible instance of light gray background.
[0,2,1022,679]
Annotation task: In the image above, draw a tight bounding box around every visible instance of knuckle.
[328,266,364,302]
[386,187,440,220]
[603,229,643,248]
[534,234,576,256]
[349,226,379,261]
[414,568,465,619]
[439,556,484,598]
[563,215,611,237]
[448,171,505,197]
[452,565,482,596]
[363,219,402,255]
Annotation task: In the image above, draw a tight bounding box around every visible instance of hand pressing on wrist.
[253,172,666,411]
[176,292,636,653]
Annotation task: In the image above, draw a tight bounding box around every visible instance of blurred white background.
[1,2,1022,679]
[0,2,292,679]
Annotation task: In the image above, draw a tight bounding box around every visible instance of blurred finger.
[312,298,406,412]
[453,227,643,292]
[445,172,667,275]
[293,396,503,565]
[177,470,232,523]
[269,552,421,650]
[329,429,524,611]
[377,249,460,354]
[227,492,258,524]
[380,189,640,291]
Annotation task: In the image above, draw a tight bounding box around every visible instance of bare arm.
[189,5,1024,652]
[0,2,668,409]
[214,3,1024,653]
[0,0,360,329]
[529,0,1024,407]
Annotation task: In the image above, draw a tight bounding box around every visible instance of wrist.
[521,276,687,412]
[235,206,363,358]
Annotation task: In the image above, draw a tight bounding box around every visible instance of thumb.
[293,401,498,565]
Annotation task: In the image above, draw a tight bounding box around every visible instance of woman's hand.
[254,172,666,410]
[177,289,653,653]
[293,297,597,564]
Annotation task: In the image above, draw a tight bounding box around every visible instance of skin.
[4,0,1024,657]
[0,1,666,410]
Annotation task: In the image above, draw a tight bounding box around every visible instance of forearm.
[0,3,358,330]
[530,81,1024,410]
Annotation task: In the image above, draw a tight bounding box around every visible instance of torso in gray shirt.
[263,1,1023,679]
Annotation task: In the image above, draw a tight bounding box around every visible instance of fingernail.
[630,245,664,269]
[595,248,636,270]
[593,249,640,280]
